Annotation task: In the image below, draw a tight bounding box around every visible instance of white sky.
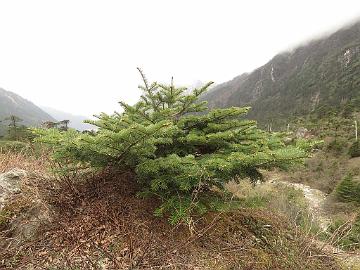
[0,0,359,117]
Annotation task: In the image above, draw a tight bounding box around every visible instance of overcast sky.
[0,0,359,117]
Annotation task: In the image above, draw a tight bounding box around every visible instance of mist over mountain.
[201,20,360,128]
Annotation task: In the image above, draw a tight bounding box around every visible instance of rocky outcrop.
[0,168,27,210]
[295,127,312,139]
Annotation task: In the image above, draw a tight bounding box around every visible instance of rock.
[283,136,294,144]
[295,127,310,139]
[0,169,52,244]
[0,168,27,210]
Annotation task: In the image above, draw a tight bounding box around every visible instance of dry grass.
[0,152,342,269]
[0,150,50,174]
[0,168,341,270]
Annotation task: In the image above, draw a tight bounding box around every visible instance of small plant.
[36,69,306,225]
[326,138,348,154]
[0,210,11,228]
[348,140,360,158]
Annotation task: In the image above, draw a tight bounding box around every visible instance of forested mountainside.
[201,21,360,127]
[0,88,55,134]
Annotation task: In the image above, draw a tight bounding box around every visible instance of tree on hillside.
[58,120,70,131]
[36,69,307,225]
[4,115,23,140]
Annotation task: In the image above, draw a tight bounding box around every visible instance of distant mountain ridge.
[0,88,55,132]
[40,106,94,131]
[201,20,360,127]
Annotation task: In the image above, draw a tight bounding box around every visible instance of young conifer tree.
[36,68,306,224]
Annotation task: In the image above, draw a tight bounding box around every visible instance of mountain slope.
[0,88,55,129]
[40,106,94,131]
[201,21,360,128]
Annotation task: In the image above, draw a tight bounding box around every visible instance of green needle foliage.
[336,174,360,204]
[36,68,306,224]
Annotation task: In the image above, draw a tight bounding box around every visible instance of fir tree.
[336,174,360,203]
[58,120,70,131]
[4,115,23,140]
[36,69,307,224]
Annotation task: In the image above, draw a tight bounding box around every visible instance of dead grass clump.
[0,150,50,174]
[0,170,341,270]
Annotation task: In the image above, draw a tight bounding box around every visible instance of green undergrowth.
[0,140,30,153]
[0,140,46,158]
